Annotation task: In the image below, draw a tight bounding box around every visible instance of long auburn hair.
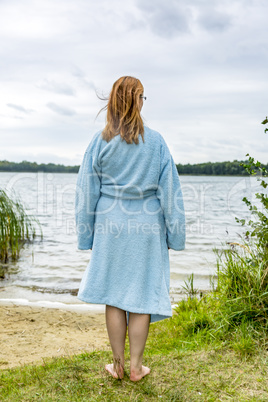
[99,76,145,144]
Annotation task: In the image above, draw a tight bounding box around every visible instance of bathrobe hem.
[77,294,172,323]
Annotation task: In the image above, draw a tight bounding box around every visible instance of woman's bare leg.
[128,312,150,381]
[105,305,127,379]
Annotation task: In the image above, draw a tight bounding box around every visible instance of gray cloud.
[37,79,76,96]
[7,103,34,114]
[136,0,191,38]
[46,102,76,116]
[72,68,96,90]
[198,9,232,32]
[173,138,241,154]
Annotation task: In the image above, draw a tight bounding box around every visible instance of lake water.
[0,172,263,311]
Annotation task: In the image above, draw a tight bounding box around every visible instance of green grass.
[0,346,268,401]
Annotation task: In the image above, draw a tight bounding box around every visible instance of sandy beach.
[0,305,109,369]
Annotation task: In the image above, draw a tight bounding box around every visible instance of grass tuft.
[0,188,43,275]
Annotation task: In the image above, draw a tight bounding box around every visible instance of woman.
[75,76,185,381]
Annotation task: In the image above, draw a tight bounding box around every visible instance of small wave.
[29,286,79,295]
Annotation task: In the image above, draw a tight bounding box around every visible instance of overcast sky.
[1,0,267,165]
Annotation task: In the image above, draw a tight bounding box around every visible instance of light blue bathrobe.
[75,126,185,323]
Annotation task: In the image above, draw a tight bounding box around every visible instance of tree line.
[176,160,268,175]
[0,159,267,175]
[0,160,79,173]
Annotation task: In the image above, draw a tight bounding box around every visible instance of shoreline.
[0,294,195,313]
[0,304,109,369]
[0,297,106,313]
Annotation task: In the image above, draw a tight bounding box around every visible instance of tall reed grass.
[215,241,268,325]
[0,188,43,264]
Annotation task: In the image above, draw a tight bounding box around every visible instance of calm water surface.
[0,172,262,310]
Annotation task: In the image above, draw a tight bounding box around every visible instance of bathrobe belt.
[100,191,158,200]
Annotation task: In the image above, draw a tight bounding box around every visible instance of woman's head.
[100,76,145,144]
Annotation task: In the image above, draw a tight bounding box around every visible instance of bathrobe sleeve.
[156,137,186,251]
[75,142,102,250]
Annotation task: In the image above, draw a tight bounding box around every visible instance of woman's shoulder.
[84,130,104,154]
[144,126,169,148]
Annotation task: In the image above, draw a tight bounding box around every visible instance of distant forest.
[0,159,267,175]
[176,160,267,175]
[0,160,79,173]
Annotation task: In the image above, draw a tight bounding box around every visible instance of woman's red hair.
[100,76,145,144]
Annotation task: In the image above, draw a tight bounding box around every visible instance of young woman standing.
[75,76,185,381]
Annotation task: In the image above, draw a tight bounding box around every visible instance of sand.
[0,305,109,369]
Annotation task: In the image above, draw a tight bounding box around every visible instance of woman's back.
[89,126,166,200]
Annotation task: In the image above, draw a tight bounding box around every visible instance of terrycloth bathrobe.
[75,125,185,323]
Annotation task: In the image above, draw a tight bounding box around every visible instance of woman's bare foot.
[105,363,124,379]
[130,365,150,382]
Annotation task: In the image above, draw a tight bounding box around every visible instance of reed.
[0,188,43,264]
[182,272,199,299]
[215,242,268,325]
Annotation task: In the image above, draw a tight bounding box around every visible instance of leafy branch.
[235,117,268,258]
